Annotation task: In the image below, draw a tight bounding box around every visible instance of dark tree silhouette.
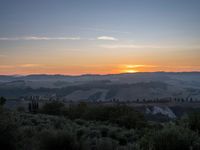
[0,96,6,106]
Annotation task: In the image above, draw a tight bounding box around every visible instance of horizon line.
[0,71,200,77]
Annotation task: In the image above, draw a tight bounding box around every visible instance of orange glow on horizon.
[0,63,200,75]
[127,70,138,73]
[118,64,144,73]
[121,69,138,73]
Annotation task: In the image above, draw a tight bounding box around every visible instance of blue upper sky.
[0,0,200,74]
[1,0,200,39]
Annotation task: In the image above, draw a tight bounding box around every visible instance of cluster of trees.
[96,97,199,104]
[0,96,6,106]
[1,100,200,150]
[39,102,146,129]
[28,100,39,113]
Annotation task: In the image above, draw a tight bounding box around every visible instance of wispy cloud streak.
[97,36,118,41]
[100,44,162,49]
[125,65,156,68]
[0,65,14,69]
[0,36,80,41]
[19,64,44,68]
[0,64,45,69]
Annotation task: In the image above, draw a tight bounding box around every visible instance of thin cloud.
[19,64,44,68]
[125,65,156,68]
[0,36,81,41]
[0,64,45,69]
[100,44,161,49]
[161,65,200,69]
[0,65,14,69]
[97,36,118,41]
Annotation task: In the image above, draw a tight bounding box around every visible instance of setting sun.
[119,64,141,73]
[124,69,138,73]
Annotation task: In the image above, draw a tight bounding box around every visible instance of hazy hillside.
[0,72,200,101]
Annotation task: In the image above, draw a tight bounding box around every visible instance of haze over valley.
[0,72,199,102]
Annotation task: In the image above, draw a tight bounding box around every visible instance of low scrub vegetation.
[1,101,200,150]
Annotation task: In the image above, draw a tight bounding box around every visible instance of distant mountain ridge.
[0,72,200,81]
[0,72,200,101]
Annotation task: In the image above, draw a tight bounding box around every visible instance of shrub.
[96,137,118,150]
[82,105,147,129]
[17,106,26,112]
[40,101,65,116]
[0,112,17,150]
[0,96,6,106]
[40,102,146,129]
[16,126,38,150]
[139,125,200,150]
[183,112,200,133]
[38,129,78,150]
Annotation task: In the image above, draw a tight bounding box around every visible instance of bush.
[81,104,147,129]
[139,125,200,150]
[0,96,6,106]
[17,106,26,112]
[0,112,17,150]
[40,101,65,116]
[96,137,118,150]
[38,129,78,150]
[182,112,200,133]
[16,126,38,150]
[44,102,147,129]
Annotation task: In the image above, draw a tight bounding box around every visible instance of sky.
[0,0,200,75]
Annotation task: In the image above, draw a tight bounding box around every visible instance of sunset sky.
[0,0,200,75]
